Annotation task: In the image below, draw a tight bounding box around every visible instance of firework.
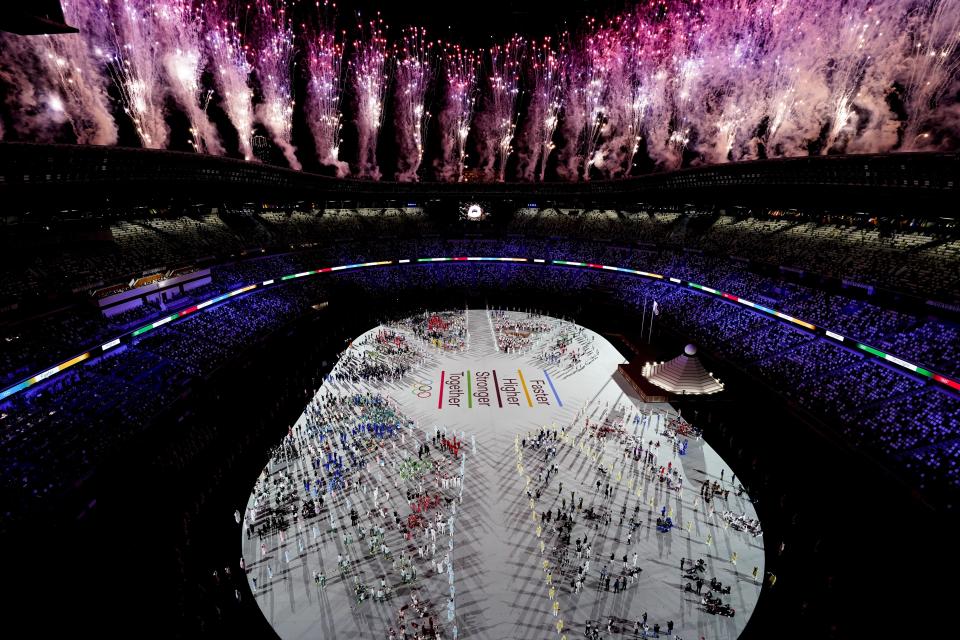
[105,0,169,149]
[252,0,300,169]
[0,33,63,142]
[393,26,433,181]
[435,43,480,182]
[899,0,960,149]
[33,0,118,145]
[476,36,523,181]
[515,38,564,181]
[556,29,608,181]
[350,15,390,179]
[0,0,957,180]
[155,0,222,154]
[305,7,346,174]
[206,4,255,161]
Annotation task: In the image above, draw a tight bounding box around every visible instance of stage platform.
[241,308,764,639]
[617,361,671,403]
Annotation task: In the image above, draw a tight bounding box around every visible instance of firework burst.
[476,36,523,181]
[350,14,390,179]
[206,4,255,161]
[252,0,300,169]
[435,43,480,182]
[393,26,433,181]
[516,38,564,181]
[305,3,346,174]
[0,0,957,179]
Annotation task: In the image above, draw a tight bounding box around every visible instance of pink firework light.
[897,0,960,149]
[304,4,347,175]
[516,37,565,181]
[35,0,118,145]
[589,15,646,179]
[393,26,433,181]
[643,0,732,166]
[350,14,390,179]
[0,0,958,179]
[642,0,802,164]
[434,43,480,182]
[0,33,65,143]
[476,37,524,181]
[577,22,618,180]
[625,2,704,171]
[252,0,300,169]
[809,1,893,153]
[105,0,170,149]
[617,5,695,170]
[553,32,584,181]
[155,0,223,154]
[552,16,634,180]
[206,2,255,161]
[706,0,808,162]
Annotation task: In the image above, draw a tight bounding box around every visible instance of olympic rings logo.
[411,383,432,399]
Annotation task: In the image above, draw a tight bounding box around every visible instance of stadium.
[0,1,957,639]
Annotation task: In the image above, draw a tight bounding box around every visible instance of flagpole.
[648,301,655,344]
[640,296,647,337]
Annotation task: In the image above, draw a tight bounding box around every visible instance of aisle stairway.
[468,308,498,355]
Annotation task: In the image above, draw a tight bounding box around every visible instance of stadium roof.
[1,143,956,214]
[0,3,76,35]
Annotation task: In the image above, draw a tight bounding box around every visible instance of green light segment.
[857,344,886,358]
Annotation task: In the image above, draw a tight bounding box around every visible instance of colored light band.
[689,283,720,295]
[933,374,960,391]
[2,256,957,402]
[152,314,176,329]
[0,380,31,401]
[465,257,527,262]
[857,344,886,358]
[857,344,934,377]
[330,261,393,271]
[773,312,817,331]
[552,260,665,279]
[38,353,89,380]
[691,283,817,330]
[0,352,94,401]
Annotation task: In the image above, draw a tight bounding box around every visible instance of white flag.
[652,300,660,316]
